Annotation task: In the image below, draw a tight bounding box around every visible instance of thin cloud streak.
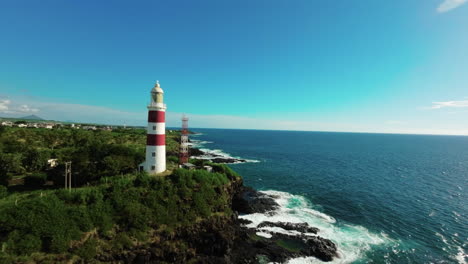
[1,95,467,136]
[437,0,468,13]
[431,100,468,109]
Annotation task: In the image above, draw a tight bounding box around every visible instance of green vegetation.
[0,168,240,262]
[0,126,242,262]
[0,126,180,187]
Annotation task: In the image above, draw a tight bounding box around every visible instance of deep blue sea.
[191,128,467,264]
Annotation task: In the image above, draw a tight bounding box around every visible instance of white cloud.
[0,99,11,111]
[437,0,468,13]
[431,100,468,109]
[0,98,40,115]
[17,104,39,113]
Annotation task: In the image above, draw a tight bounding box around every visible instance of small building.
[17,123,27,128]
[82,125,97,130]
[203,166,213,173]
[37,123,54,129]
[47,159,59,168]
[1,121,13,127]
[180,163,196,170]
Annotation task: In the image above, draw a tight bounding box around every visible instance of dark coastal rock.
[211,158,246,164]
[232,186,279,214]
[257,221,319,234]
[190,147,248,164]
[230,230,338,263]
[189,147,205,156]
[304,235,339,262]
[230,185,338,262]
[237,218,253,225]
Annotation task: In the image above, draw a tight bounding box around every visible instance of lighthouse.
[144,81,167,174]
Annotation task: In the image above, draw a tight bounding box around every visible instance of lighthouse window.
[152,152,155,157]
[151,166,155,170]
[153,126,156,130]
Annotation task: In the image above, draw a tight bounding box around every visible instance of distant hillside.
[19,115,44,121]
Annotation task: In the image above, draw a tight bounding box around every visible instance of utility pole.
[65,161,72,191]
[179,115,189,164]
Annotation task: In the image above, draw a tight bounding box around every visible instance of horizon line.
[2,116,467,137]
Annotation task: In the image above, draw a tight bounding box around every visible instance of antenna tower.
[179,115,189,164]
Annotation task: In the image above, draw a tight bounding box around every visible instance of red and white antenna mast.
[179,115,189,164]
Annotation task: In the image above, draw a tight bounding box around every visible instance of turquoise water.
[191,129,468,263]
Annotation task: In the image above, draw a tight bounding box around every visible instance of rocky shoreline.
[105,182,339,263]
[190,147,250,164]
[186,146,338,262]
[230,186,338,263]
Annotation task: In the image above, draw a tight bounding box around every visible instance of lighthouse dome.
[150,80,165,105]
[151,80,164,94]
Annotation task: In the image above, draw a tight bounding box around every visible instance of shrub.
[167,156,179,163]
[24,172,48,187]
[5,231,42,255]
[112,233,133,250]
[88,201,114,233]
[121,202,152,231]
[193,192,211,217]
[67,206,93,232]
[134,172,151,187]
[74,238,97,261]
[0,195,83,254]
[0,185,7,198]
[210,163,240,180]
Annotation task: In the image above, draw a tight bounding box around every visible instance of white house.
[1,121,13,127]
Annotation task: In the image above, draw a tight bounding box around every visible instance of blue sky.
[1,0,468,134]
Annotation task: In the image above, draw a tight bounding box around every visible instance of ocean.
[190,128,467,264]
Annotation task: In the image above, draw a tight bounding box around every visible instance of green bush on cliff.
[0,168,236,261]
[0,195,83,254]
[0,186,7,198]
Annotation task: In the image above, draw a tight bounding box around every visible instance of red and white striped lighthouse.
[144,80,166,174]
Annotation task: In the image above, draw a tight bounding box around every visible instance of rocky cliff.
[101,179,338,263]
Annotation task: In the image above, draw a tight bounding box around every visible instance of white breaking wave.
[436,231,467,264]
[455,246,467,264]
[190,136,260,163]
[189,135,261,165]
[189,139,213,147]
[239,190,392,264]
[190,148,260,163]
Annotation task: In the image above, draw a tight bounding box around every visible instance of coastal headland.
[0,126,337,263]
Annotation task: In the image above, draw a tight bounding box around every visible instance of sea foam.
[190,139,260,163]
[239,190,392,263]
[455,246,467,264]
